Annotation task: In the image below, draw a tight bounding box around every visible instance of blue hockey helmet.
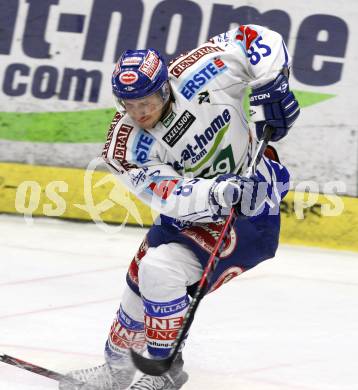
[112,49,169,107]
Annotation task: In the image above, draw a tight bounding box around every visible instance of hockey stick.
[130,125,274,376]
[0,353,92,388]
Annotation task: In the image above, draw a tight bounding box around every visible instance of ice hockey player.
[59,23,300,390]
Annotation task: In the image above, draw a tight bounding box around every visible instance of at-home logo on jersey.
[200,144,235,179]
[181,109,231,168]
[180,57,228,100]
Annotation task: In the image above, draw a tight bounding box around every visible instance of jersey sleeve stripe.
[102,112,123,159]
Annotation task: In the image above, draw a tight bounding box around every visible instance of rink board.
[0,162,357,252]
[1,0,358,196]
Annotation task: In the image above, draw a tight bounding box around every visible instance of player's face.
[122,92,165,129]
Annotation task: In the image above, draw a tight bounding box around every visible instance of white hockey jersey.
[102,25,291,223]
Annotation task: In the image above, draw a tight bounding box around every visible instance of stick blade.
[130,349,173,376]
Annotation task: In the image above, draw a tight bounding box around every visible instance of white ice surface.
[0,214,358,390]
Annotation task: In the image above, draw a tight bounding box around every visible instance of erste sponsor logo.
[133,130,154,163]
[180,57,227,100]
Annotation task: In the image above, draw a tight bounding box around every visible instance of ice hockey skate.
[58,358,136,390]
[128,353,188,390]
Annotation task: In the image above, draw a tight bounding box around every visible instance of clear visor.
[114,83,170,121]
